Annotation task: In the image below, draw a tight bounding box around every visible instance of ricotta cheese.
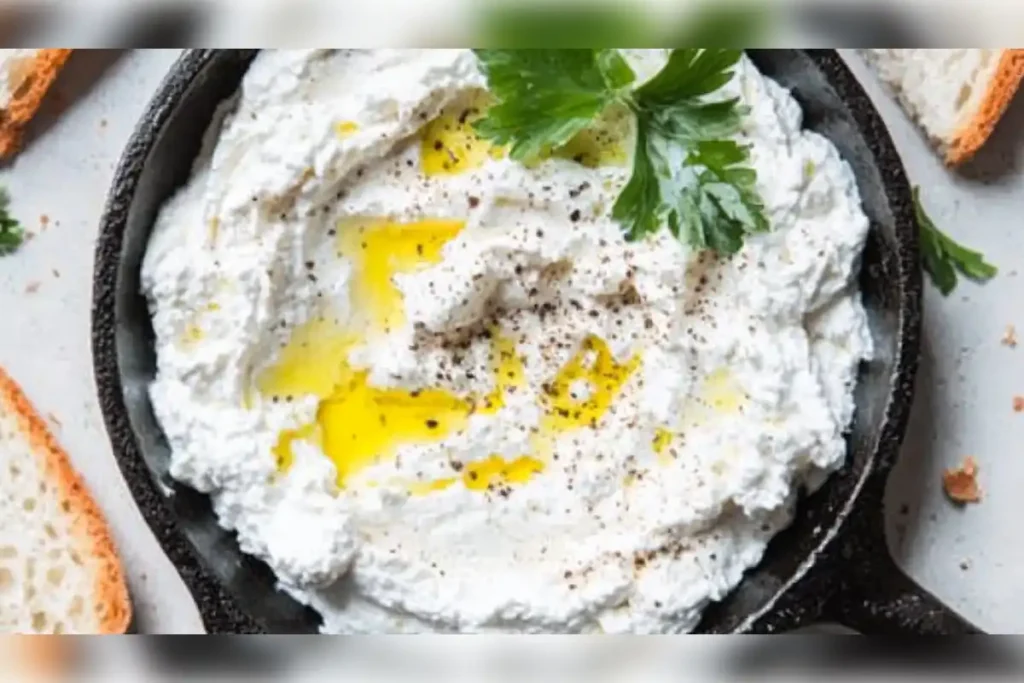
[142,49,873,633]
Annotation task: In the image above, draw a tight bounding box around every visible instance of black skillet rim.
[711,49,922,633]
[92,49,920,634]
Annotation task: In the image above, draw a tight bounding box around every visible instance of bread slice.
[863,49,1024,165]
[0,49,73,160]
[0,367,130,634]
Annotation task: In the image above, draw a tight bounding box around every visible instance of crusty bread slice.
[0,367,130,634]
[863,49,1024,165]
[0,49,73,159]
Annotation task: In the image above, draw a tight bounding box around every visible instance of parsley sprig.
[473,49,767,255]
[473,50,637,162]
[0,188,23,256]
[914,186,996,295]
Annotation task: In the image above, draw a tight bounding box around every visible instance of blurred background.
[0,0,1022,49]
[7,635,1024,681]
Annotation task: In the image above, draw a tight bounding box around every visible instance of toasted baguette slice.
[863,49,1024,165]
[0,49,73,159]
[0,367,130,634]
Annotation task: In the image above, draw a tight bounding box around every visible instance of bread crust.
[0,367,131,634]
[0,49,73,160]
[947,49,1024,165]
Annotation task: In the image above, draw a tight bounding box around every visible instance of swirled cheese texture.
[142,50,872,633]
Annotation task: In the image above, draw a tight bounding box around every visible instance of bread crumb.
[24,282,40,294]
[1002,324,1018,347]
[39,214,49,229]
[943,456,981,504]
[1014,396,1024,412]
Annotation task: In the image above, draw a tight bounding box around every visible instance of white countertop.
[0,49,1019,634]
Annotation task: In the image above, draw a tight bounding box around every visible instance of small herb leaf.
[596,50,637,90]
[473,49,766,255]
[914,186,997,295]
[620,53,764,249]
[473,49,633,163]
[634,49,743,104]
[0,188,23,257]
[612,119,662,240]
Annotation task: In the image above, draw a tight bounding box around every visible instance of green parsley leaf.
[473,49,766,256]
[614,50,765,249]
[613,120,662,239]
[667,140,768,254]
[634,49,744,103]
[914,186,997,296]
[596,50,636,90]
[473,50,635,163]
[0,188,23,256]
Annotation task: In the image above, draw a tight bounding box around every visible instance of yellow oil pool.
[336,217,465,334]
[334,120,359,138]
[548,104,631,168]
[540,335,641,432]
[258,214,645,494]
[258,315,529,486]
[409,455,545,495]
[652,427,673,465]
[420,90,505,176]
[700,368,745,414]
[419,90,630,176]
[260,327,639,491]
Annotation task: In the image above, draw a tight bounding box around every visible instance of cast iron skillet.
[92,49,980,634]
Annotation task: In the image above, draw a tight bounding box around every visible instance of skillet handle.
[825,548,982,634]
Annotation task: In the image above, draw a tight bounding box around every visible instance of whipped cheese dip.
[142,49,873,633]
